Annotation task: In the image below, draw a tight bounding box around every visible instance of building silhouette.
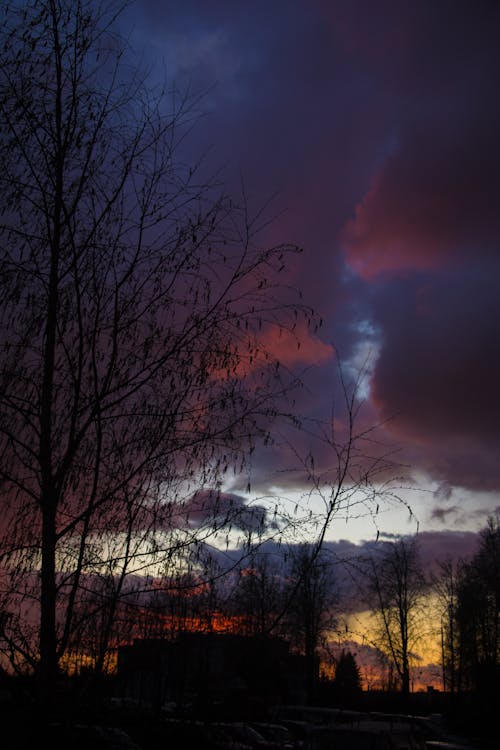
[116,632,310,714]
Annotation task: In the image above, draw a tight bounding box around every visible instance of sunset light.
[1,2,499,749]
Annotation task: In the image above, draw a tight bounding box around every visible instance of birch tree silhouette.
[0,0,311,701]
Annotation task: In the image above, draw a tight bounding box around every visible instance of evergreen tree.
[333,650,362,704]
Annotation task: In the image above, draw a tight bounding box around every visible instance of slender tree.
[364,537,427,697]
[434,558,460,694]
[0,0,311,701]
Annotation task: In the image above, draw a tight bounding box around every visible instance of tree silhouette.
[433,557,460,694]
[454,514,500,693]
[283,545,337,702]
[231,552,286,638]
[363,537,427,697]
[333,650,362,704]
[0,0,311,703]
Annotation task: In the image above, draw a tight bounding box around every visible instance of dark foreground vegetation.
[1,673,498,750]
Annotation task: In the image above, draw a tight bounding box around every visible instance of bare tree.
[0,0,312,701]
[230,551,286,638]
[433,558,460,694]
[363,536,427,696]
[283,544,337,702]
[270,355,408,583]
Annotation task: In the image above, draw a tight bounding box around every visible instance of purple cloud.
[121,0,500,529]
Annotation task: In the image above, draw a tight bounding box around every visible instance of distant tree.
[0,0,312,702]
[433,558,460,694]
[363,537,427,697]
[231,552,285,638]
[473,515,500,670]
[454,514,500,694]
[282,545,337,702]
[333,650,362,704]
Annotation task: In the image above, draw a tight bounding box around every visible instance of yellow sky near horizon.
[325,596,444,692]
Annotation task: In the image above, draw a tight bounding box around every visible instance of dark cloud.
[414,529,479,572]
[342,123,500,278]
[321,530,481,611]
[122,1,500,528]
[216,529,481,610]
[368,264,500,490]
[335,2,500,495]
[180,489,275,533]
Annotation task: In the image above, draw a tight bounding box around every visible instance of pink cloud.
[259,322,334,369]
[341,120,500,281]
[341,171,451,280]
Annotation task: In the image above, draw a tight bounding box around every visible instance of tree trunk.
[39,493,58,703]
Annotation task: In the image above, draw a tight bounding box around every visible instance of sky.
[121,0,500,554]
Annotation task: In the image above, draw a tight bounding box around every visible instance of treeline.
[57,513,500,704]
[437,515,500,695]
[2,515,499,718]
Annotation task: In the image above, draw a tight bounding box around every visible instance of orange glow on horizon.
[60,605,443,694]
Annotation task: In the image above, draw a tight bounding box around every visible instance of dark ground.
[0,676,498,750]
